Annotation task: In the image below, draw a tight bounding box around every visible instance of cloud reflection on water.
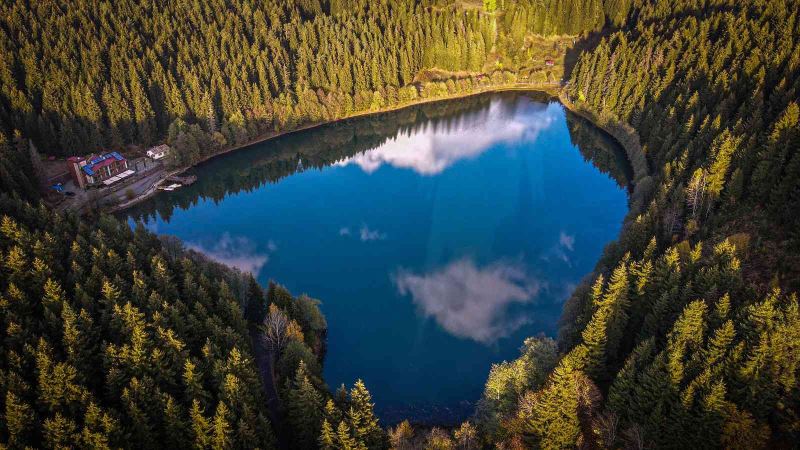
[339,224,387,242]
[559,231,575,251]
[393,258,541,344]
[186,232,269,275]
[338,100,557,175]
[359,225,386,241]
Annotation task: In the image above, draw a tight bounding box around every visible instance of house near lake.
[146,144,170,160]
[68,152,134,189]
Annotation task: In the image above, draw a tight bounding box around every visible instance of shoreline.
[106,167,186,213]
[557,91,648,182]
[181,83,561,172]
[106,81,650,215]
[557,91,651,217]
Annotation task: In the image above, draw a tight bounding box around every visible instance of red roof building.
[68,152,132,189]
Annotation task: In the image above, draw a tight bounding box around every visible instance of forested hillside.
[475,0,800,448]
[0,0,617,163]
[0,195,276,447]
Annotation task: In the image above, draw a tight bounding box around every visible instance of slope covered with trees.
[0,195,276,447]
[475,0,800,448]
[0,0,615,163]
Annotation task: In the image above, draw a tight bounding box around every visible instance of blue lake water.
[126,92,630,424]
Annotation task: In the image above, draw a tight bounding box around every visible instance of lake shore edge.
[557,91,651,217]
[108,83,560,212]
[111,82,648,215]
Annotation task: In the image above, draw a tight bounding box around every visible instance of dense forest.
[474,0,800,448]
[0,0,616,165]
[1,0,799,448]
[0,195,275,448]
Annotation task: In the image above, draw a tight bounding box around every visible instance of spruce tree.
[285,361,322,449]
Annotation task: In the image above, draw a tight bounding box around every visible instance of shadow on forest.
[563,29,613,80]
[562,4,740,80]
[10,76,278,160]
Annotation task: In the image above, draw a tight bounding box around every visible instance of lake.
[126,92,630,424]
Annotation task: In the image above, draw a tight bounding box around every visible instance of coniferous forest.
[0,0,607,167]
[1,0,799,449]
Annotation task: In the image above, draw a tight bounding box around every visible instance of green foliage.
[475,336,558,440]
[0,134,39,202]
[603,0,632,27]
[347,380,383,448]
[0,197,275,448]
[285,362,323,449]
[497,236,800,447]
[502,0,605,37]
[0,0,596,162]
[277,339,321,382]
[514,349,598,448]
[316,380,386,450]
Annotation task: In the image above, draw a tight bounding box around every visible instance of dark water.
[126,92,630,424]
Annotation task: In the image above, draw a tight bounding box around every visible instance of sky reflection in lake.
[126,93,629,424]
[184,233,272,275]
[337,99,557,175]
[394,258,541,344]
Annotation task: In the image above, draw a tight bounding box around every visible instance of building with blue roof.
[68,152,132,189]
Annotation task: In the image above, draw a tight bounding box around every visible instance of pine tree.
[606,339,655,420]
[4,391,34,447]
[706,130,738,198]
[43,413,79,448]
[244,275,267,324]
[666,300,708,385]
[191,399,212,449]
[285,361,322,449]
[348,379,383,447]
[212,402,233,450]
[581,262,629,379]
[335,420,359,450]
[80,402,117,448]
[319,418,336,449]
[517,349,588,448]
[603,262,630,360]
[163,395,190,449]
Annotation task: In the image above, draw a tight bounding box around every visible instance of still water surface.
[127,92,630,423]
